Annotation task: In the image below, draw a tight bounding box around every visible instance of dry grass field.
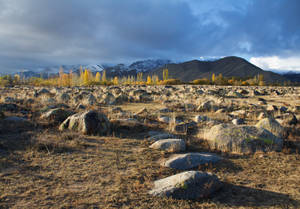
[0,85,300,208]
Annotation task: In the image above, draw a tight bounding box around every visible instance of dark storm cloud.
[0,0,299,72]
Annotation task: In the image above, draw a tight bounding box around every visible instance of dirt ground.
[0,126,299,209]
[0,87,300,208]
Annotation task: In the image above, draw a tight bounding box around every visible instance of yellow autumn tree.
[83,69,89,85]
[113,76,119,85]
[163,69,169,81]
[258,74,265,86]
[95,72,101,82]
[137,72,143,84]
[146,76,152,85]
[152,74,159,85]
[58,67,64,86]
[212,73,216,83]
[102,70,107,82]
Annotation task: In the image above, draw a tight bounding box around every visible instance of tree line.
[0,67,298,87]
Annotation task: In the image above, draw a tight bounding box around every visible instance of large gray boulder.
[150,139,186,152]
[41,108,74,124]
[161,153,221,170]
[256,117,285,138]
[149,171,222,199]
[59,110,110,135]
[203,124,283,154]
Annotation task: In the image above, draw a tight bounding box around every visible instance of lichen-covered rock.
[256,117,285,138]
[149,171,222,200]
[203,124,283,154]
[59,110,110,135]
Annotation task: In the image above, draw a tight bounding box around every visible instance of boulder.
[171,122,197,133]
[56,93,70,103]
[149,171,222,199]
[41,108,74,124]
[276,113,297,126]
[82,94,97,106]
[159,108,172,113]
[227,91,244,98]
[161,153,221,170]
[148,133,175,141]
[256,117,285,138]
[111,107,123,113]
[232,118,244,125]
[0,103,19,112]
[257,112,267,120]
[36,88,51,97]
[197,100,218,112]
[150,139,185,152]
[101,93,116,105]
[115,94,128,104]
[135,107,148,116]
[4,97,16,103]
[266,105,278,112]
[110,118,147,134]
[194,115,209,123]
[1,116,33,132]
[59,110,110,135]
[158,116,170,123]
[203,124,283,154]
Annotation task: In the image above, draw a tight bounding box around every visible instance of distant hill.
[14,59,172,78]
[12,56,292,83]
[282,72,300,83]
[150,56,286,83]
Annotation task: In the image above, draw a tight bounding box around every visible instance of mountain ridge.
[149,56,287,83]
[10,56,293,83]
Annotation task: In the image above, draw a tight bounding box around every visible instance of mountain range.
[150,56,287,83]
[12,57,300,83]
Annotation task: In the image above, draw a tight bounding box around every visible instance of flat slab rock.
[161,153,222,170]
[149,171,222,199]
[150,138,186,152]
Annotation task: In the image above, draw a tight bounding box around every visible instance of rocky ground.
[0,85,300,208]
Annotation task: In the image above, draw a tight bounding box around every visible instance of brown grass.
[1,88,300,208]
[0,127,299,209]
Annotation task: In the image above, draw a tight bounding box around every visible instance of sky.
[0,0,299,73]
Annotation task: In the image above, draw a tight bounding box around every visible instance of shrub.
[191,78,210,85]
[158,79,182,85]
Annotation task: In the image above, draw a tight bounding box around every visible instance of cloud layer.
[0,0,299,72]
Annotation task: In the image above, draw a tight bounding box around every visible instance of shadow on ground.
[211,182,299,208]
